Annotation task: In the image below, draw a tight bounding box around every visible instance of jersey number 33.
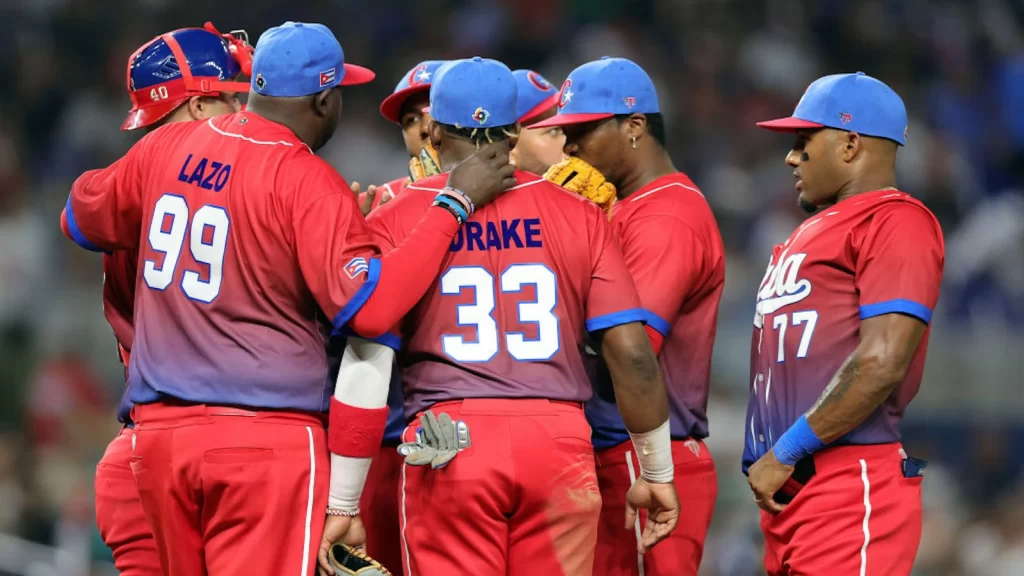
[440,264,560,363]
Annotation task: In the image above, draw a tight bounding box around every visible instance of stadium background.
[1,0,1022,574]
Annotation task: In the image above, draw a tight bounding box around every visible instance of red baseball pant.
[95,427,161,575]
[760,443,922,575]
[399,399,602,576]
[593,439,717,576]
[360,443,405,575]
[130,402,329,576]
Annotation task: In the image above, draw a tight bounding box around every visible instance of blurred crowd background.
[1,0,1023,574]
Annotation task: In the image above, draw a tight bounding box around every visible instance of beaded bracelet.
[326,507,360,517]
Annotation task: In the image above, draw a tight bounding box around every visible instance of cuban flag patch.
[344,257,369,279]
[320,67,337,88]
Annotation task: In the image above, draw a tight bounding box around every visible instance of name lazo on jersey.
[178,154,232,192]
[450,218,542,252]
[754,252,812,327]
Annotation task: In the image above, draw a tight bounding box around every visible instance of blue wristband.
[433,194,468,223]
[772,415,825,466]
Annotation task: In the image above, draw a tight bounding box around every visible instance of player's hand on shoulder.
[625,477,680,554]
[317,514,367,576]
[446,139,517,209]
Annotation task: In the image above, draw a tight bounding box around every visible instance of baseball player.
[364,57,680,575]
[93,23,250,575]
[61,22,513,576]
[351,60,447,575]
[356,60,446,215]
[746,72,944,575]
[509,69,564,174]
[531,57,724,575]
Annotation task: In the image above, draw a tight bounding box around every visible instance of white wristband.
[328,338,394,513]
[328,454,372,512]
[628,419,674,483]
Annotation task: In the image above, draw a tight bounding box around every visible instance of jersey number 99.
[440,264,560,363]
[143,193,229,303]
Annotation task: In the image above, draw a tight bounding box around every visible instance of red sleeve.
[348,204,461,338]
[290,159,380,332]
[365,190,407,253]
[62,134,151,252]
[619,214,704,346]
[291,161,460,341]
[584,204,646,333]
[855,202,944,324]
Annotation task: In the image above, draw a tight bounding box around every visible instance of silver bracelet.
[326,507,360,517]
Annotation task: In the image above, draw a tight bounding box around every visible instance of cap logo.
[527,71,551,91]
[623,96,636,109]
[558,79,573,108]
[838,112,853,125]
[904,125,909,141]
[472,107,490,125]
[255,73,266,91]
[319,67,337,88]
[409,64,431,87]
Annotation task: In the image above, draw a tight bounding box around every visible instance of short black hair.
[437,121,519,147]
[615,113,665,147]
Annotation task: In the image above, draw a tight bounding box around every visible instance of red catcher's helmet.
[122,22,253,131]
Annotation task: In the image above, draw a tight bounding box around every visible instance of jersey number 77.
[440,264,560,363]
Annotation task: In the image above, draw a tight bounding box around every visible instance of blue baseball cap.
[250,22,374,97]
[757,72,908,145]
[427,57,518,129]
[529,57,659,129]
[379,60,446,124]
[513,70,560,124]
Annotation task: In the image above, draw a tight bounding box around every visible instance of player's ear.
[623,113,646,143]
[429,120,443,150]
[187,96,206,121]
[842,132,861,162]
[313,88,334,118]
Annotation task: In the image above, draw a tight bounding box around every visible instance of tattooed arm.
[748,312,929,514]
[806,313,928,443]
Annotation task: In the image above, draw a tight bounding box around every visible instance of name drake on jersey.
[450,218,543,252]
[754,251,811,327]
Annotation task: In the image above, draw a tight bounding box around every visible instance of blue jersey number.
[143,193,229,303]
[440,264,560,362]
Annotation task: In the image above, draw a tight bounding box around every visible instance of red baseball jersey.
[585,173,725,449]
[62,112,379,413]
[367,171,647,419]
[102,249,138,423]
[742,190,944,471]
[358,177,408,213]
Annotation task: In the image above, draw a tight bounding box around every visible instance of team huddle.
[65,19,944,576]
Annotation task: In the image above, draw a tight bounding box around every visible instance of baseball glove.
[408,141,442,182]
[544,157,616,218]
[329,543,392,576]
